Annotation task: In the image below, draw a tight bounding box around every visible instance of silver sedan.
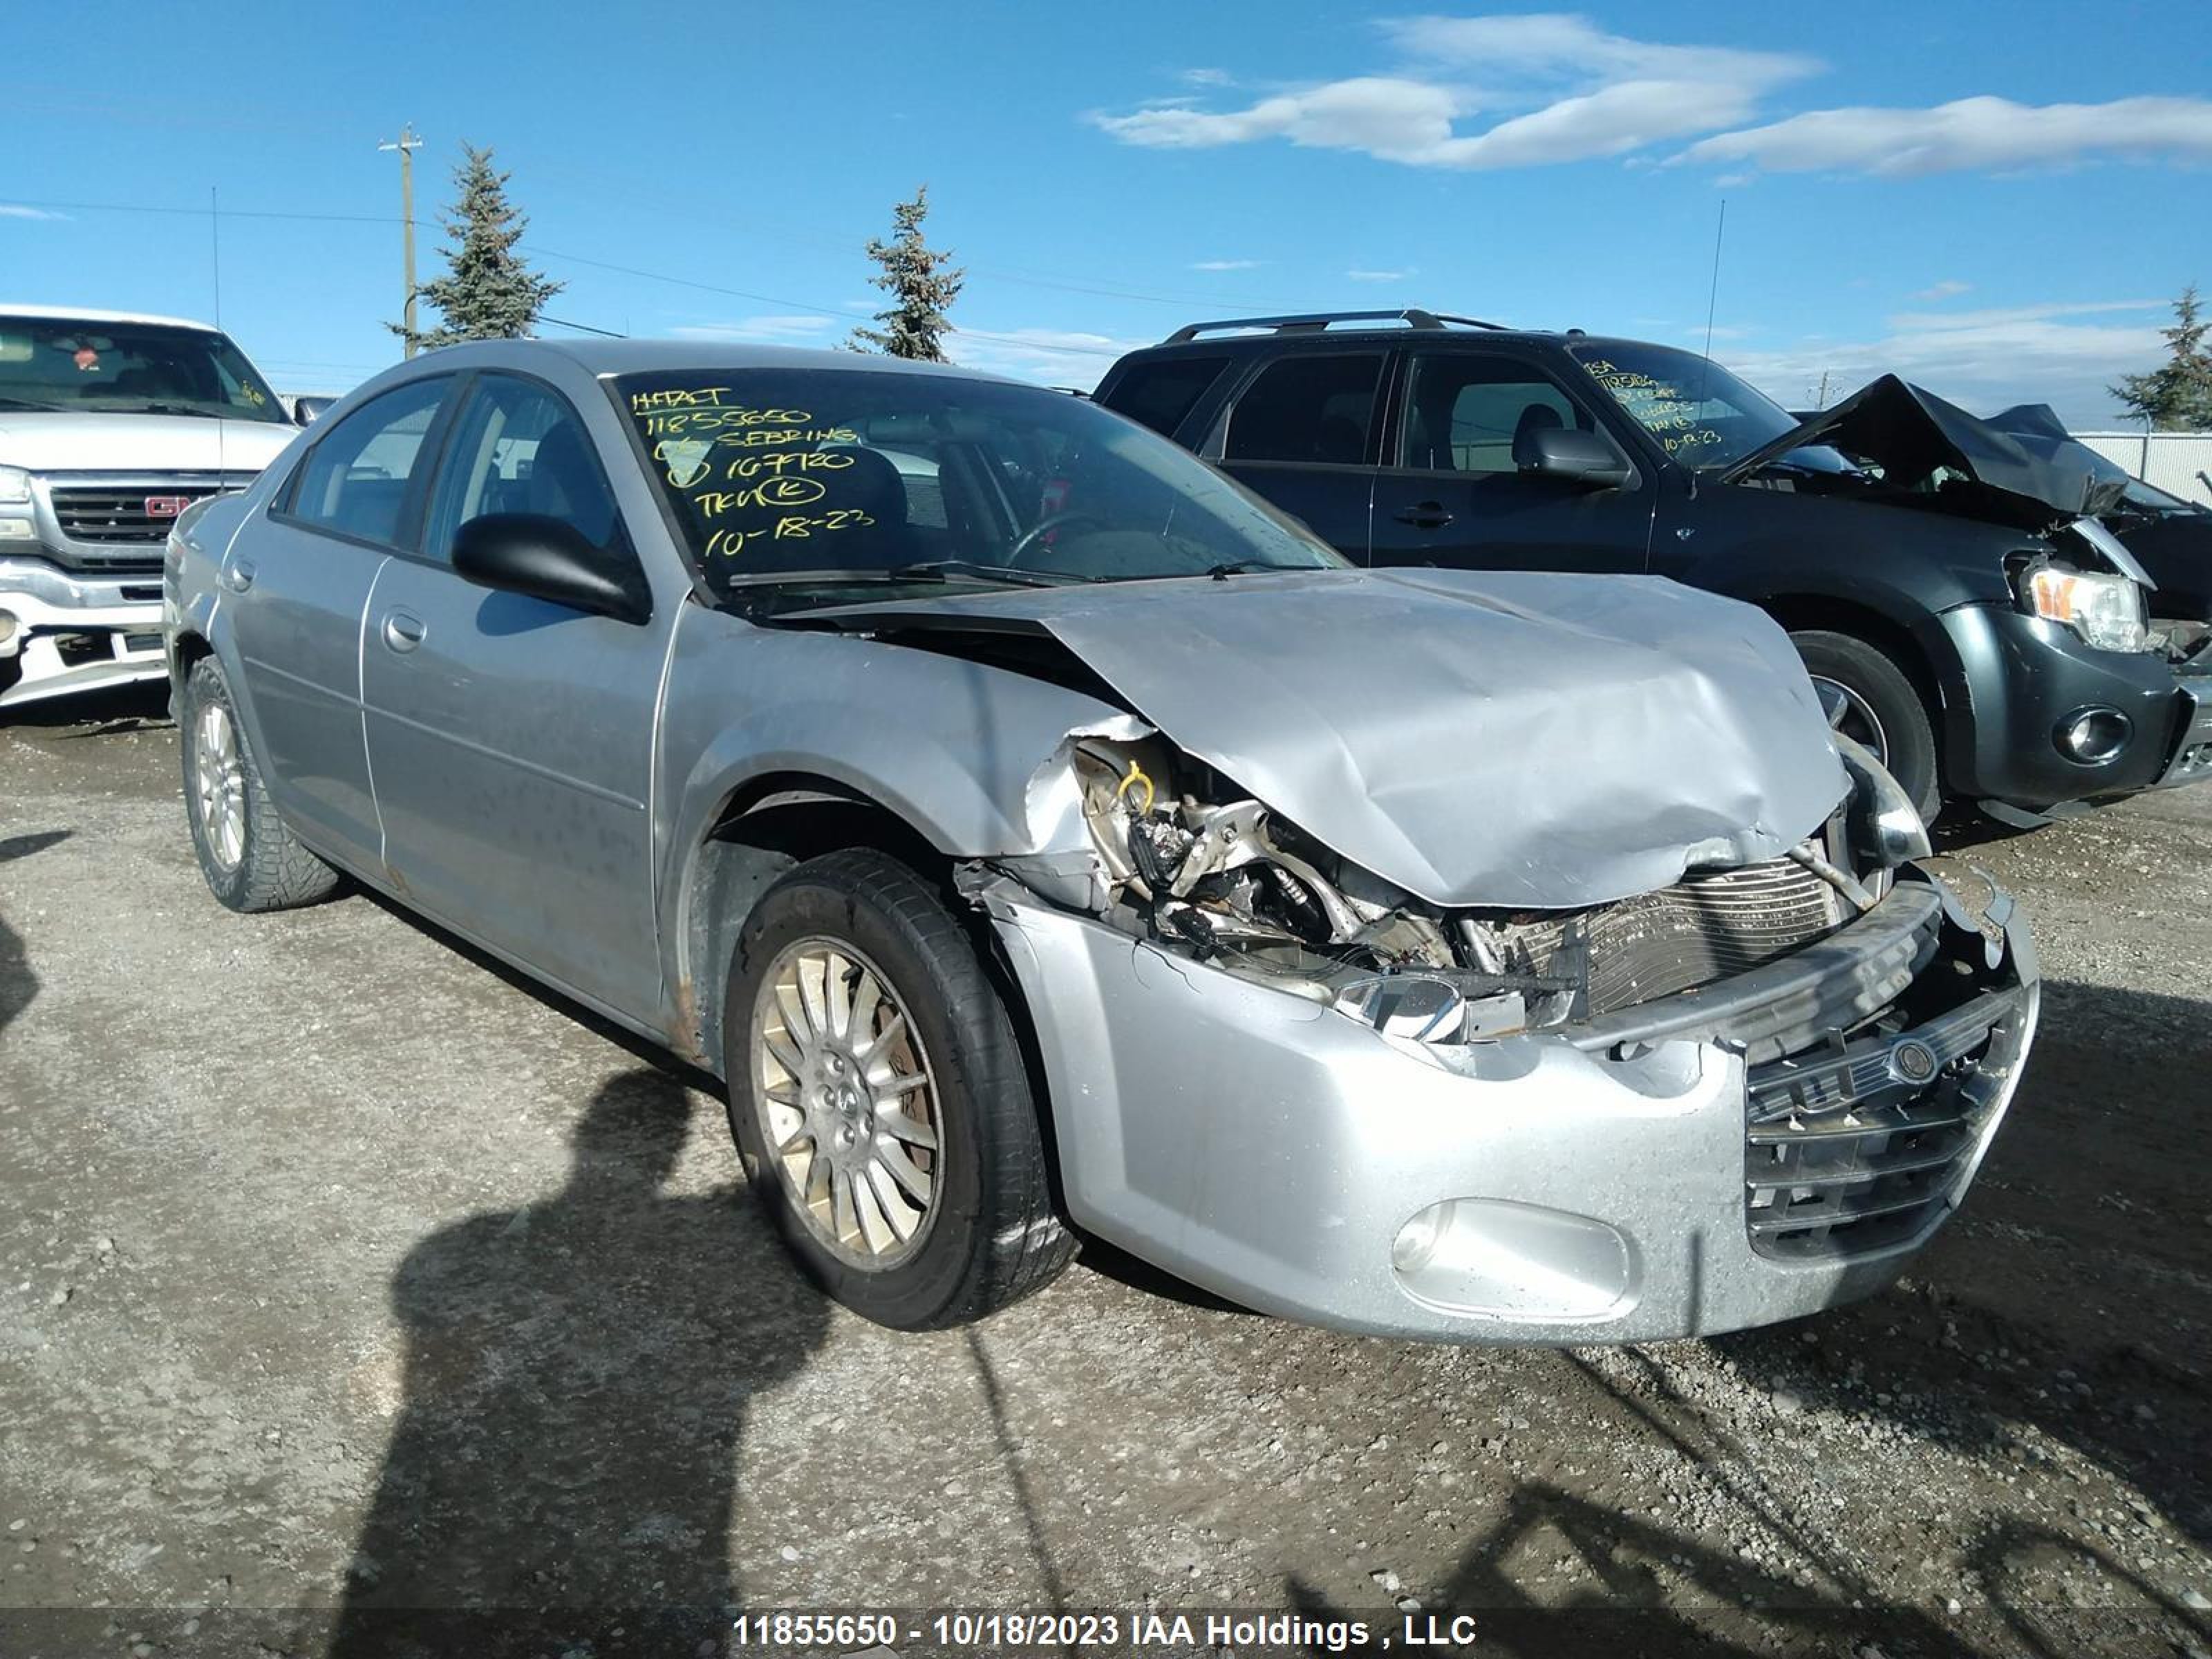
[165,341,2038,1340]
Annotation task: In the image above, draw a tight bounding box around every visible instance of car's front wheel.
[722,847,1075,1329]
[179,656,339,912]
[1789,630,1942,821]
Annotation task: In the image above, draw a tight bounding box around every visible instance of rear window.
[1100,354,1230,438]
[1222,353,1384,466]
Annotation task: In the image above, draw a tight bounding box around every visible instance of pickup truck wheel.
[724,847,1074,1329]
[1788,630,1942,821]
[179,657,339,912]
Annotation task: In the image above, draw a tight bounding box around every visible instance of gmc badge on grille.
[144,496,191,518]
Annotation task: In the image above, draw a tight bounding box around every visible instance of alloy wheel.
[1810,675,1891,769]
[192,702,247,872]
[751,937,942,1268]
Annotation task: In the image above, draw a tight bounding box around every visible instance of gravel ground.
[3,683,2210,1658]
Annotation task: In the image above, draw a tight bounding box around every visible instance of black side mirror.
[1515,425,1631,490]
[451,514,651,625]
[292,395,335,427]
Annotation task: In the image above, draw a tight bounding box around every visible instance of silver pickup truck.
[0,306,302,706]
[166,339,2041,1343]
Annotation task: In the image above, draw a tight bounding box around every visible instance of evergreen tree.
[2110,285,2212,431]
[392,144,563,353]
[849,187,964,362]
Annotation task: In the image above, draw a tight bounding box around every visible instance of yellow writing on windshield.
[630,392,881,559]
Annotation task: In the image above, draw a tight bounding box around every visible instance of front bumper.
[983,868,2036,1344]
[1933,602,2211,814]
[0,557,167,707]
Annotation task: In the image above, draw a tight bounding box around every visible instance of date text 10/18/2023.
[729,1611,1490,1651]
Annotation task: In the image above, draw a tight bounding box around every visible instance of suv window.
[1222,353,1383,466]
[424,375,621,562]
[285,378,449,547]
[1399,354,1592,474]
[1103,355,1230,438]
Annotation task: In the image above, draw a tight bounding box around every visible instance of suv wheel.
[179,657,341,912]
[723,847,1075,1329]
[1788,630,1941,820]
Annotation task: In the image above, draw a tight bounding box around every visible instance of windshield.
[1571,341,1805,471]
[616,368,1343,610]
[0,316,289,424]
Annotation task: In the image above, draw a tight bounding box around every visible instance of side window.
[424,375,621,562]
[284,377,449,546]
[1398,354,1592,474]
[1222,353,1384,465]
[1103,355,1231,438]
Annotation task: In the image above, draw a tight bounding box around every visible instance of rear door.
[1204,349,1385,559]
[359,370,671,1017]
[229,375,454,870]
[1367,346,1656,574]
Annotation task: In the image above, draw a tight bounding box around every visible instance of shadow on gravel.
[1286,977,2212,1657]
[328,1068,829,1658]
[1717,979,2212,1551]
[0,678,171,735]
[0,828,71,1041]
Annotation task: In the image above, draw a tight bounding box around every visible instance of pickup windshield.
[616,367,1342,609]
[1571,340,1805,471]
[0,315,289,424]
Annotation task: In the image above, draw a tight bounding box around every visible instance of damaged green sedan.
[166,341,2038,1340]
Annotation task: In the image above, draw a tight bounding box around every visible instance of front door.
[1367,348,1656,574]
[359,371,670,1016]
[226,375,454,870]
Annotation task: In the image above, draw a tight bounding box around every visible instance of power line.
[523,245,1130,358]
[8,194,1138,359]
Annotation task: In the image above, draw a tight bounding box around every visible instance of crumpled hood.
[805,567,1848,909]
[0,411,297,474]
[1725,374,2127,527]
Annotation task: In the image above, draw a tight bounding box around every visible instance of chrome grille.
[51,487,220,545]
[1744,986,2031,1260]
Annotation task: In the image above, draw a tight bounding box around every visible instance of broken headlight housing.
[2019,563,2148,654]
[1049,733,1921,1050]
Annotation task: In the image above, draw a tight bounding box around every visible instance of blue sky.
[5,0,2208,425]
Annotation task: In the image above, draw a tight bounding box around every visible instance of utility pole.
[378,124,424,357]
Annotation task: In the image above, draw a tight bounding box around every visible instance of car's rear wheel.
[722,847,1074,1329]
[1789,630,1941,821]
[179,656,340,912]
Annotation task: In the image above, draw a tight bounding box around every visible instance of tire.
[1788,630,1942,821]
[722,847,1074,1329]
[178,656,340,912]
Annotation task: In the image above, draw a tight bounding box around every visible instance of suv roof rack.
[1163,308,1508,344]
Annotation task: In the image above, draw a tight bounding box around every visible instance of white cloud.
[944,326,1154,388]
[1346,268,1411,283]
[671,315,838,344]
[0,203,68,221]
[1092,14,1815,171]
[1680,95,2212,176]
[1724,299,2169,427]
[1191,258,1262,271]
[1180,68,1232,87]
[1912,279,1972,301]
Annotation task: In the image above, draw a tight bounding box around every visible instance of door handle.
[382,610,427,653]
[220,559,256,593]
[1392,502,1454,529]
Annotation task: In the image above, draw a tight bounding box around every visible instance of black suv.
[1096,310,2212,821]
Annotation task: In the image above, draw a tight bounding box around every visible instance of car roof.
[0,302,225,332]
[422,337,1030,386]
[1116,312,1685,362]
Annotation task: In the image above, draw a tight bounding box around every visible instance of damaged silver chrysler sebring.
[166,342,2040,1342]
